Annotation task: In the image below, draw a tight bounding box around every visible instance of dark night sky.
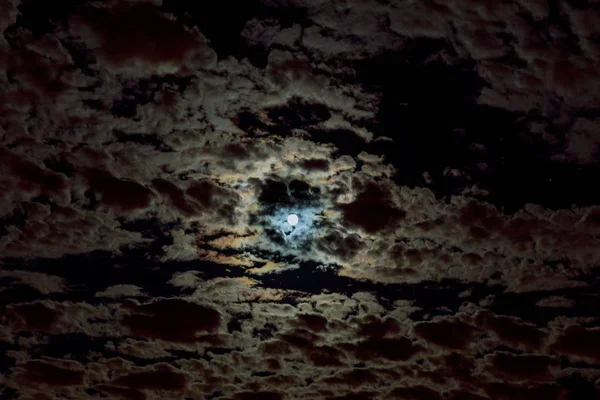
[1,0,600,399]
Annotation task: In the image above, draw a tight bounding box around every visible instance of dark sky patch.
[258,179,289,206]
[266,97,331,129]
[309,128,366,157]
[258,178,317,207]
[355,42,600,212]
[300,158,330,171]
[10,0,87,37]
[233,109,270,136]
[43,154,76,178]
[113,132,172,152]
[160,0,262,60]
[161,0,309,62]
[557,372,600,400]
[253,322,278,340]
[110,75,192,119]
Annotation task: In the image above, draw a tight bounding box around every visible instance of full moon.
[287,214,299,226]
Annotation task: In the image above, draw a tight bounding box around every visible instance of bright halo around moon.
[287,214,299,226]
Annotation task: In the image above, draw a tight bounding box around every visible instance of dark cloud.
[0,149,67,196]
[152,178,196,215]
[8,301,61,332]
[356,316,400,338]
[297,313,328,332]
[96,385,146,400]
[414,319,476,350]
[478,312,548,350]
[328,393,376,400]
[232,391,283,400]
[483,383,567,400]
[85,168,154,211]
[389,385,443,400]
[323,369,378,388]
[307,344,346,367]
[447,393,487,400]
[15,359,85,388]
[112,364,188,392]
[120,298,221,343]
[487,352,557,382]
[340,182,405,233]
[72,3,204,70]
[550,325,600,362]
[346,337,422,362]
[300,158,330,171]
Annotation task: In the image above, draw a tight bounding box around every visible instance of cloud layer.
[1,0,600,399]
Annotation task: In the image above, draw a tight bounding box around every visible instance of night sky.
[1,0,600,399]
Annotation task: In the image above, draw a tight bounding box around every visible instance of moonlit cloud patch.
[287,213,298,226]
[267,204,324,248]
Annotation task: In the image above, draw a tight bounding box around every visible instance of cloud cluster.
[2,0,600,398]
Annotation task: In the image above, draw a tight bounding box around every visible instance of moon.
[287,214,299,226]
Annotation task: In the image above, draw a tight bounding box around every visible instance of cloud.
[485,352,557,382]
[111,363,188,392]
[476,311,548,351]
[339,181,405,233]
[550,325,600,363]
[413,318,477,350]
[120,298,221,343]
[70,3,216,75]
[95,284,145,299]
[14,358,85,389]
[8,302,62,333]
[0,270,64,294]
[2,0,600,398]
